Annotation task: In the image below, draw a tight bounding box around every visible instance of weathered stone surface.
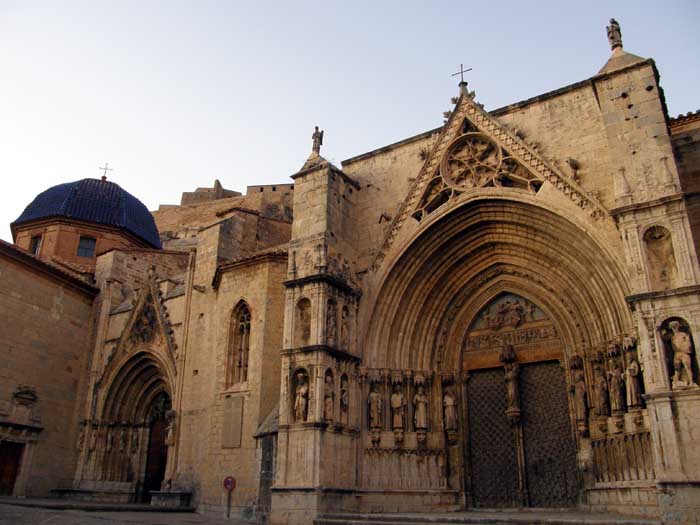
[4,21,700,525]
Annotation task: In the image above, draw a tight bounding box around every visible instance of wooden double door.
[466,361,578,508]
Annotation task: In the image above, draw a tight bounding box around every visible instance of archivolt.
[363,198,632,370]
[99,352,172,423]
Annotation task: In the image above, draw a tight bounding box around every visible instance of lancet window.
[227,301,251,387]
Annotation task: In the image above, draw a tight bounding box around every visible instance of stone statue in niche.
[368,383,383,429]
[130,429,140,453]
[119,424,128,452]
[89,426,97,452]
[625,349,644,409]
[368,382,383,446]
[390,384,406,444]
[340,305,350,350]
[326,301,337,347]
[669,321,696,387]
[165,410,177,446]
[443,388,458,444]
[340,375,349,425]
[324,373,334,423]
[443,390,457,431]
[413,385,429,430]
[571,369,589,436]
[608,359,625,415]
[106,427,114,452]
[77,423,85,451]
[414,384,429,444]
[593,364,610,417]
[294,372,309,422]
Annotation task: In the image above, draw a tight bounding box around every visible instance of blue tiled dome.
[13,178,161,248]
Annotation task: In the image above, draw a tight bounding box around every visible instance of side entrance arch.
[75,351,174,502]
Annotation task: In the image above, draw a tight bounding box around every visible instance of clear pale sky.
[1,1,698,242]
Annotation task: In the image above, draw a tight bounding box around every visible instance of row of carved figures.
[360,369,460,446]
[570,339,646,436]
[571,338,644,435]
[293,369,350,425]
[77,413,176,454]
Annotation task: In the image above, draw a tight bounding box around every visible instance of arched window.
[295,298,312,347]
[227,302,251,387]
[643,226,678,290]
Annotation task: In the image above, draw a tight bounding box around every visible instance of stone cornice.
[626,285,700,307]
[283,272,361,297]
[291,159,361,190]
[610,193,684,216]
[281,344,361,362]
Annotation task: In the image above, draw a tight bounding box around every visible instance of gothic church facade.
[2,21,700,525]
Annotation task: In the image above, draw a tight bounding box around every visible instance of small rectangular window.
[29,235,42,255]
[76,236,96,258]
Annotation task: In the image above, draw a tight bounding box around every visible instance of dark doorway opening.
[141,392,170,502]
[0,441,25,496]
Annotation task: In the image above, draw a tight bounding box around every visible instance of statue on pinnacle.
[312,126,324,156]
[607,18,622,51]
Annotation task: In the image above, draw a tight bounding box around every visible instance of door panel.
[519,361,578,507]
[467,368,519,508]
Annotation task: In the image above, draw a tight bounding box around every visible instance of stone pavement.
[0,503,252,525]
[314,510,660,525]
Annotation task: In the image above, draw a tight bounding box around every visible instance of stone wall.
[178,256,286,519]
[0,245,96,496]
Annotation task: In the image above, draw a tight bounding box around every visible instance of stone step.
[0,497,195,513]
[314,511,660,525]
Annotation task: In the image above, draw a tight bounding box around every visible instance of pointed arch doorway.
[90,351,174,503]
[142,391,170,501]
[462,292,578,508]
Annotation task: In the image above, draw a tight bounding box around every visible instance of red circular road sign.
[223,476,236,491]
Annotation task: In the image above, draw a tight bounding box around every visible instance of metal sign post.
[223,476,236,518]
